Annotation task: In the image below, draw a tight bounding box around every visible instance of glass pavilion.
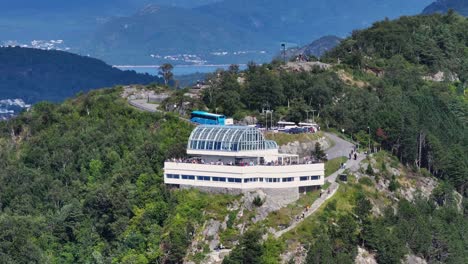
[188,125,278,152]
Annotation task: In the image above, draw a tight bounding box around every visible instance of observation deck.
[164,125,325,192]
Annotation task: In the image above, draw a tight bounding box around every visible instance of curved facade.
[188,125,278,152]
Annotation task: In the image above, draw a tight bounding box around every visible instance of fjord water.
[115,64,246,76]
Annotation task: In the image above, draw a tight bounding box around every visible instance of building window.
[197,176,210,181]
[282,177,294,182]
[213,177,226,182]
[266,178,280,183]
[182,175,195,180]
[300,176,309,181]
[244,178,259,183]
[228,178,242,183]
[311,176,320,180]
[166,174,180,179]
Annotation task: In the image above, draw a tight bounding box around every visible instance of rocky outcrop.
[279,136,329,158]
[241,188,300,223]
[403,254,427,264]
[398,176,437,201]
[121,85,170,101]
[280,245,308,264]
[283,61,332,72]
[355,247,377,264]
[422,71,459,82]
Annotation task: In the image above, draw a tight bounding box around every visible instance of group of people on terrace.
[167,157,319,166]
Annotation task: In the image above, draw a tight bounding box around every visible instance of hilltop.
[423,0,468,16]
[0,85,465,263]
[0,47,161,103]
[0,12,466,264]
[326,12,468,79]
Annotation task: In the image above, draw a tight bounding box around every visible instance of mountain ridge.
[82,0,432,64]
[0,47,161,103]
[422,0,468,16]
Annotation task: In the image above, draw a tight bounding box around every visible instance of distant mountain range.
[1,0,433,65]
[1,1,219,42]
[86,0,432,64]
[0,47,160,104]
[422,0,468,16]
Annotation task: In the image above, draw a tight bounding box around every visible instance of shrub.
[359,177,374,187]
[419,168,431,178]
[253,196,264,207]
[381,162,387,172]
[389,176,400,192]
[366,163,374,176]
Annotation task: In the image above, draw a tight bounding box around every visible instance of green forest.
[0,47,161,103]
[201,13,467,196]
[0,13,466,264]
[0,88,203,263]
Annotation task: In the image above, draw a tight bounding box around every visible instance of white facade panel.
[164,162,325,190]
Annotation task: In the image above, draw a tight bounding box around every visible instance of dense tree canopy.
[0,88,215,263]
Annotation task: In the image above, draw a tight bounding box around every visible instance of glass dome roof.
[188,125,278,152]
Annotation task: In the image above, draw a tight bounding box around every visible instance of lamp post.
[281,43,286,63]
[270,110,274,130]
[305,110,310,123]
[264,110,274,131]
[367,126,371,153]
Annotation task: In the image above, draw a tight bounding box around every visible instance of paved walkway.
[273,154,365,238]
[324,132,356,160]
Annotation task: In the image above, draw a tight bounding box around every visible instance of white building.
[164,125,325,193]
